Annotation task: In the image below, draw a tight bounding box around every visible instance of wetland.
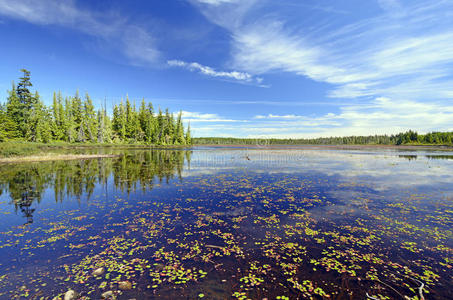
[0,147,451,299]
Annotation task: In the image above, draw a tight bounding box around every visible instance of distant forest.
[0,69,191,145]
[194,131,453,146]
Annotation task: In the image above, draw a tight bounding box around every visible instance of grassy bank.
[0,153,120,164]
[0,141,68,158]
[0,141,191,158]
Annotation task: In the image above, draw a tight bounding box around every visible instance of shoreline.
[0,154,120,164]
[1,144,453,163]
[192,144,453,151]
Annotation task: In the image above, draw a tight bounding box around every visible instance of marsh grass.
[0,153,119,164]
[0,141,66,158]
[0,141,190,158]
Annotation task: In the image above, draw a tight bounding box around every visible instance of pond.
[0,147,451,299]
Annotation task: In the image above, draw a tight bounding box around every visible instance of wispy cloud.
[0,0,160,65]
[247,97,453,138]
[167,60,264,85]
[193,0,453,101]
[273,2,350,15]
[377,0,405,17]
[189,96,453,138]
[195,0,240,5]
[254,114,301,120]
[181,111,247,123]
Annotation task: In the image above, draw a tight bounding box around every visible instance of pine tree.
[125,95,139,140]
[138,98,149,142]
[131,102,142,141]
[156,108,164,144]
[51,91,65,140]
[185,122,192,145]
[72,90,83,138]
[146,102,156,144]
[102,107,112,143]
[57,92,65,138]
[83,93,97,142]
[15,69,36,136]
[26,92,52,142]
[97,109,104,144]
[6,82,22,137]
[175,111,185,145]
[112,100,126,142]
[0,106,20,141]
[64,97,76,143]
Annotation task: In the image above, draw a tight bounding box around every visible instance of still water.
[0,147,451,299]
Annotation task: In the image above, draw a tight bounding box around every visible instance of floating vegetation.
[0,148,451,299]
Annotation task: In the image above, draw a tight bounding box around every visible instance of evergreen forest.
[0,69,191,145]
[193,131,453,146]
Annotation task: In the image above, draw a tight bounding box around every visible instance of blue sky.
[1,0,453,138]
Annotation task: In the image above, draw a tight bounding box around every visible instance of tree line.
[194,130,453,146]
[0,69,191,145]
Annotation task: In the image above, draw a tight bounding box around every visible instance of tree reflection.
[0,149,191,223]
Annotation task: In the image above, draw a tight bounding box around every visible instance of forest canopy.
[0,69,191,145]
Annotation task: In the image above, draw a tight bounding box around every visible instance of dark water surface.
[0,147,451,299]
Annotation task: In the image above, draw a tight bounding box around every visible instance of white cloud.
[232,19,453,100]
[181,111,246,123]
[0,0,159,64]
[167,60,264,85]
[254,114,301,120]
[232,21,341,80]
[195,0,240,5]
[250,97,453,138]
[188,96,453,138]
[377,0,405,17]
[193,0,453,101]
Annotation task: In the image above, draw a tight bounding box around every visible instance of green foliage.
[0,108,20,141]
[83,93,97,142]
[0,141,64,157]
[185,122,192,145]
[1,70,190,146]
[193,131,453,146]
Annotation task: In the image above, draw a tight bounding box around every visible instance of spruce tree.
[176,111,185,145]
[26,92,52,142]
[83,93,97,142]
[15,69,36,136]
[112,100,126,142]
[71,90,83,137]
[102,107,112,143]
[97,109,104,144]
[51,91,65,140]
[0,106,20,141]
[156,108,164,144]
[138,98,149,141]
[6,82,22,137]
[57,92,65,138]
[65,97,76,143]
[146,102,156,144]
[185,122,192,145]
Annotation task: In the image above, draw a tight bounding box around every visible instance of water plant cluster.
[0,150,451,299]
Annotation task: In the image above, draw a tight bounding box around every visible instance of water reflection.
[0,150,191,223]
[426,154,453,160]
[0,148,451,299]
[399,154,453,160]
[399,154,418,160]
